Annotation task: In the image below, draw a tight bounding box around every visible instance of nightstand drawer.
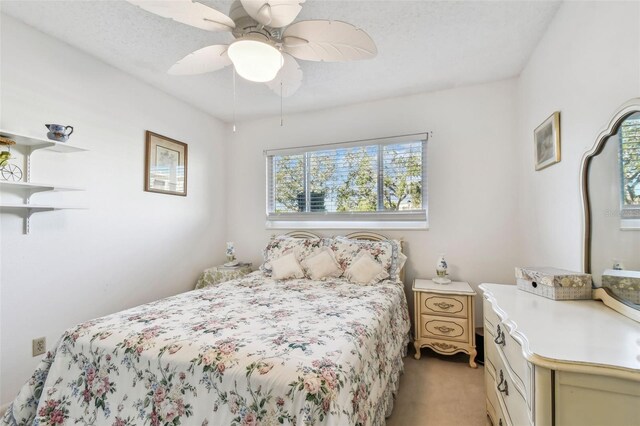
[420,315,469,342]
[420,293,468,318]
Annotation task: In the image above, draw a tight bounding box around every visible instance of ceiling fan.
[127,0,377,97]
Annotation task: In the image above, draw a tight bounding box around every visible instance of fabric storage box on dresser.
[481,283,640,426]
[515,267,592,300]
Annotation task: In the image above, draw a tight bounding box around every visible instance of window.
[266,134,428,229]
[619,113,640,227]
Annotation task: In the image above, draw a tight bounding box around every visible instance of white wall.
[0,15,228,405]
[516,1,640,271]
[226,79,521,325]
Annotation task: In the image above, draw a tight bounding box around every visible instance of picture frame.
[144,131,188,196]
[534,111,561,171]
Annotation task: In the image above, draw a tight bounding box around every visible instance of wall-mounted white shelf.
[0,203,87,234]
[0,129,88,153]
[0,129,88,234]
[0,203,87,211]
[0,181,84,192]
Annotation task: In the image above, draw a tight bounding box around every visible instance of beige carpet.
[386,348,487,426]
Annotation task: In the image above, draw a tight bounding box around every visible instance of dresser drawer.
[484,300,532,397]
[483,298,500,332]
[497,324,532,396]
[420,314,469,342]
[488,339,532,426]
[486,361,509,426]
[420,293,468,318]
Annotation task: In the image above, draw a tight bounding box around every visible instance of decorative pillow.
[329,236,404,282]
[261,236,326,275]
[397,250,408,275]
[270,251,305,280]
[344,251,390,285]
[301,247,343,280]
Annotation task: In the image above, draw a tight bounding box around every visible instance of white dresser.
[480,283,640,426]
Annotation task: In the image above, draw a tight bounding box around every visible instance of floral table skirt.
[195,263,253,289]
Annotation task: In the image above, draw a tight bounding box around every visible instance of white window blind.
[266,134,428,228]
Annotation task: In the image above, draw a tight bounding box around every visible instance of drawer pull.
[499,420,503,426]
[494,324,506,347]
[497,370,509,396]
[434,302,454,310]
[435,325,454,333]
[433,342,456,350]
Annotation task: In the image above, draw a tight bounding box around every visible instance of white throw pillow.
[270,251,305,280]
[344,251,390,285]
[301,247,343,280]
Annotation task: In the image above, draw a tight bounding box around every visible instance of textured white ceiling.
[1,0,561,122]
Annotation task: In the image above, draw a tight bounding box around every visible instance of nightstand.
[412,279,477,368]
[195,263,253,289]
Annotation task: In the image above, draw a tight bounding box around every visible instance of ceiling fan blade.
[240,0,305,28]
[168,45,232,75]
[283,20,377,62]
[266,53,303,97]
[128,0,235,32]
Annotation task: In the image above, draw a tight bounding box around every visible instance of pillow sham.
[301,247,343,280]
[344,251,390,285]
[329,236,404,282]
[261,236,326,275]
[270,251,305,280]
[397,250,408,275]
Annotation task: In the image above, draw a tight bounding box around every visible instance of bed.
[2,232,411,426]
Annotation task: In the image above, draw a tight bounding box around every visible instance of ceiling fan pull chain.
[233,68,237,133]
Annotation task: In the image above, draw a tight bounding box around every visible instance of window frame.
[265,133,429,230]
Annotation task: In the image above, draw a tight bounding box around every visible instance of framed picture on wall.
[144,131,188,196]
[534,111,561,171]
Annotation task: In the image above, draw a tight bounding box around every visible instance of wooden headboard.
[284,231,322,239]
[282,231,405,283]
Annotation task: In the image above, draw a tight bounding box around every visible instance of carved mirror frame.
[580,98,640,322]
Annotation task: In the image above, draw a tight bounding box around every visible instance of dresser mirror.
[582,98,640,321]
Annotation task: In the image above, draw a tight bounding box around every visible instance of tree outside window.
[270,141,425,216]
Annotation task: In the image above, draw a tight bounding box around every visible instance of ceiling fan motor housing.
[229,0,282,43]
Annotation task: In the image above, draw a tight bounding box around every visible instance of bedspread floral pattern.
[2,272,410,426]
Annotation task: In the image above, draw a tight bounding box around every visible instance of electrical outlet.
[32,337,46,357]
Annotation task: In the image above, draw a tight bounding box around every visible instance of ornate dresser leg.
[469,348,478,368]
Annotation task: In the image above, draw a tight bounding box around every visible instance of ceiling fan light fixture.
[228,38,283,83]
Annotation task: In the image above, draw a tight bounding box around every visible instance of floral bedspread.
[2,272,410,426]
